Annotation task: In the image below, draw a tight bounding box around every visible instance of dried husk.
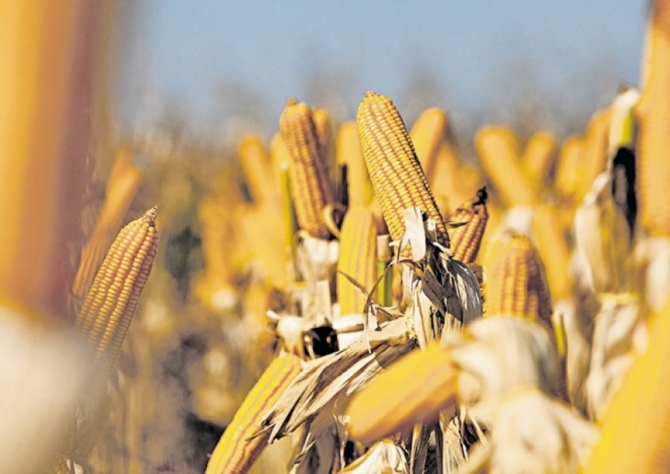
[337,439,408,473]
[447,317,597,474]
[262,318,416,444]
[584,293,646,421]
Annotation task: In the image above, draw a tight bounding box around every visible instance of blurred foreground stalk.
[0,0,103,318]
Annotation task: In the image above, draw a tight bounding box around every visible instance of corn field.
[2,1,670,473]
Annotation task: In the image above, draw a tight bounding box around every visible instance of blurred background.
[116,0,646,142]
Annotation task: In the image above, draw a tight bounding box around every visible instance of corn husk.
[584,293,645,421]
[262,318,416,444]
[583,294,670,473]
[448,317,597,474]
[458,388,597,474]
[553,299,592,410]
[337,439,408,473]
[573,173,632,296]
[634,235,670,311]
[446,317,561,425]
[295,232,339,293]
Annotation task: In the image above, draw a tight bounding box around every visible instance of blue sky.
[115,1,648,140]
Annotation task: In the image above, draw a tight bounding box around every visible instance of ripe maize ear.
[346,343,457,445]
[520,130,555,185]
[575,109,611,204]
[475,126,538,208]
[583,295,670,473]
[337,206,378,315]
[532,205,571,301]
[206,353,303,474]
[483,230,552,329]
[238,134,276,205]
[449,188,489,264]
[554,134,583,203]
[279,98,333,239]
[0,0,99,317]
[409,107,448,180]
[75,207,159,376]
[429,141,462,216]
[356,91,449,249]
[72,144,143,298]
[312,107,334,176]
[635,0,670,237]
[336,121,373,206]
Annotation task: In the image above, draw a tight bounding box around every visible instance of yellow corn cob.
[483,230,552,329]
[532,205,571,301]
[475,126,538,208]
[456,164,486,208]
[429,141,462,216]
[312,107,334,177]
[583,295,670,473]
[0,0,101,317]
[279,98,333,239]
[576,109,611,203]
[478,193,504,263]
[635,0,670,237]
[193,194,236,307]
[409,107,448,180]
[356,91,449,249]
[75,207,159,376]
[238,134,276,205]
[554,134,584,202]
[239,204,290,290]
[336,121,373,206]
[337,206,378,314]
[520,130,556,185]
[206,353,303,474]
[346,343,457,445]
[449,188,489,264]
[72,144,143,298]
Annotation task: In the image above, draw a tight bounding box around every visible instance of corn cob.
[409,107,448,180]
[356,91,449,249]
[279,98,333,239]
[583,295,670,473]
[475,126,538,208]
[429,141,462,216]
[72,144,143,298]
[336,121,373,206]
[75,207,159,376]
[575,109,611,204]
[520,130,556,185]
[206,353,303,474]
[483,230,552,329]
[337,206,378,315]
[346,343,457,445]
[312,107,334,178]
[239,204,290,290]
[448,188,489,264]
[553,134,583,202]
[0,0,100,317]
[532,206,571,301]
[238,134,276,205]
[194,194,234,302]
[635,0,670,237]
